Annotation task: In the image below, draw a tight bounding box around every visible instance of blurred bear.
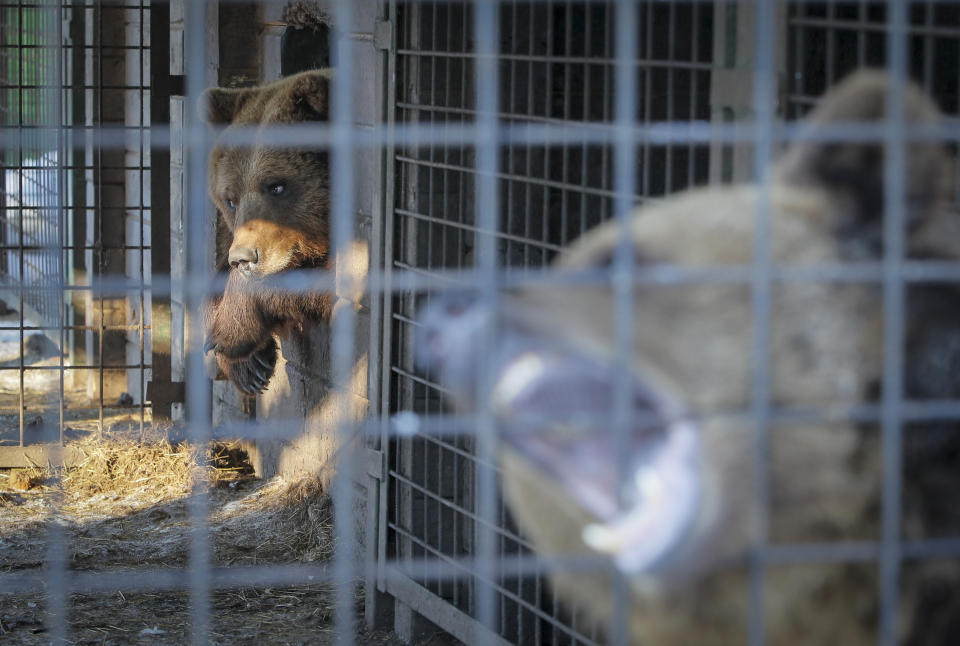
[418,70,960,645]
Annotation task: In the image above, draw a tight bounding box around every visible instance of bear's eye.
[225,198,236,212]
[268,182,286,196]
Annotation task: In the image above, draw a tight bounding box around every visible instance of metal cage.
[2,1,960,645]
[0,1,159,465]
[376,1,960,645]
[384,2,715,643]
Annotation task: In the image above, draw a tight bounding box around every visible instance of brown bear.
[418,70,960,644]
[202,70,334,395]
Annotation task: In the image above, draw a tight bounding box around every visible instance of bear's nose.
[229,246,259,273]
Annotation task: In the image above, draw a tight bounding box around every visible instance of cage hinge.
[366,447,385,480]
[147,380,186,407]
[374,20,393,51]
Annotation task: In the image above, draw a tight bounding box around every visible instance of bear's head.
[203,70,333,279]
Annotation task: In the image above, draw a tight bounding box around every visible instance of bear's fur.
[419,70,960,644]
[202,70,334,395]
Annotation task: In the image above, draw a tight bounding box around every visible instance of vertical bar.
[17,0,25,448]
[504,1,516,270]
[473,0,499,638]
[396,7,420,611]
[68,1,85,383]
[137,0,147,434]
[522,2,533,267]
[151,0,173,421]
[857,1,867,67]
[378,0,399,596]
[578,2,591,239]
[749,2,777,646]
[641,1,652,197]
[559,0,571,250]
[879,1,908,643]
[826,1,836,87]
[59,0,69,447]
[332,1,357,644]
[96,0,104,430]
[598,5,610,224]
[540,0,552,267]
[43,2,68,642]
[185,0,213,643]
[791,5,805,119]
[610,1,637,645]
[665,3,676,192]
[688,4,699,188]
[440,2,451,284]
[922,2,934,91]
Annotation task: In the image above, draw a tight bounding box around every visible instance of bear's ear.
[775,69,953,228]
[201,86,257,124]
[284,69,333,122]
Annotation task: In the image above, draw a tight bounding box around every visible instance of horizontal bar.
[0,245,153,252]
[788,16,960,38]
[396,48,713,70]
[387,469,528,545]
[0,564,335,597]
[0,84,151,90]
[395,207,567,254]
[0,207,152,213]
[387,523,597,634]
[2,121,958,152]
[2,536,959,601]
[390,365,453,397]
[383,570,532,646]
[384,400,960,440]
[1,259,960,307]
[0,325,153,333]
[395,154,627,200]
[0,364,154,371]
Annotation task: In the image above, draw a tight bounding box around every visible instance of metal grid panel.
[380,2,960,646]
[3,1,960,645]
[1,2,68,449]
[0,0,156,460]
[0,2,61,324]
[787,2,960,119]
[783,5,960,644]
[386,2,714,643]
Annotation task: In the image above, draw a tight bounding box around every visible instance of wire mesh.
[3,1,960,645]
[387,2,715,644]
[383,1,960,645]
[0,0,155,460]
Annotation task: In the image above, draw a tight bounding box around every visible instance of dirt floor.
[0,417,446,646]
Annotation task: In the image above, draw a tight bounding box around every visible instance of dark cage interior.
[786,2,960,118]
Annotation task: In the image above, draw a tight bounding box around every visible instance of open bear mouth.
[417,298,702,575]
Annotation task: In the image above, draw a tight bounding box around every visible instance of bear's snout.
[229,246,259,275]
[227,218,328,278]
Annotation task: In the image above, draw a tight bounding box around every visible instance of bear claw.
[223,338,279,395]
